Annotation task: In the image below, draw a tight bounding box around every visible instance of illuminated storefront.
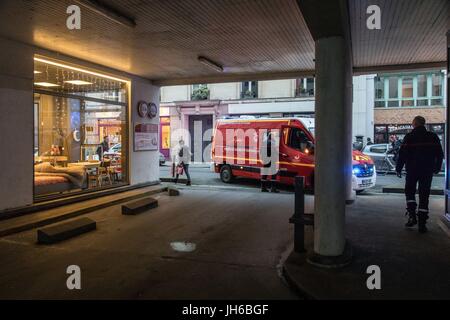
[33,56,130,199]
[160,116,171,159]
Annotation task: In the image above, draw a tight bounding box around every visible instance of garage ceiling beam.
[152,70,316,87]
[353,62,447,75]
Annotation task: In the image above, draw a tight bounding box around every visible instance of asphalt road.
[160,164,445,194]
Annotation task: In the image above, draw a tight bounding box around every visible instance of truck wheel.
[220,165,234,183]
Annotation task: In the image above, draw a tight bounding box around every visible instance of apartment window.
[374,76,385,108]
[401,77,413,106]
[295,78,314,97]
[374,71,444,108]
[241,81,258,99]
[431,73,443,106]
[387,77,399,107]
[417,74,428,106]
[191,84,209,101]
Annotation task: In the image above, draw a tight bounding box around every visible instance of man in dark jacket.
[96,136,109,160]
[396,116,444,233]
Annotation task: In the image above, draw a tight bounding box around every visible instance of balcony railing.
[240,90,258,99]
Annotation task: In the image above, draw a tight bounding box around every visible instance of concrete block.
[37,218,96,244]
[168,187,180,196]
[122,197,158,215]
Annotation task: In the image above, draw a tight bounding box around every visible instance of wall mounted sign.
[137,101,149,118]
[148,102,158,119]
[134,123,159,151]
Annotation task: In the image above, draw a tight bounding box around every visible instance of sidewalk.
[282,193,450,299]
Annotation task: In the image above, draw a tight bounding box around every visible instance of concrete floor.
[284,193,450,299]
[0,188,300,299]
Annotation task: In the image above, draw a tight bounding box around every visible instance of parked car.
[159,152,166,166]
[362,143,396,172]
[104,143,121,157]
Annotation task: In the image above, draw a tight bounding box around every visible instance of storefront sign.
[134,123,159,151]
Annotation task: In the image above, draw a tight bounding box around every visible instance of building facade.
[160,76,375,161]
[373,71,447,144]
[160,70,447,162]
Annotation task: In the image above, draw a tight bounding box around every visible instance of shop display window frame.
[33,56,130,202]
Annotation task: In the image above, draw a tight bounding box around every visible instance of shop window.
[33,56,128,199]
[161,124,171,149]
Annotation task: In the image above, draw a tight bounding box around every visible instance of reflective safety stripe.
[418,209,429,212]
[407,200,417,203]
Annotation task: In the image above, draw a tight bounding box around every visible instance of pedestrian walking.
[173,138,192,186]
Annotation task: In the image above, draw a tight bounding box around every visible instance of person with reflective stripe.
[396,116,444,233]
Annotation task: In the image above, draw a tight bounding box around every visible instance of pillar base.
[346,190,356,204]
[307,241,352,269]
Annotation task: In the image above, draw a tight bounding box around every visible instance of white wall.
[258,79,293,98]
[161,85,190,102]
[0,38,34,211]
[228,100,315,114]
[352,75,375,141]
[209,82,238,100]
[129,79,161,185]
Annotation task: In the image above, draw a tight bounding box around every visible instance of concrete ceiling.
[0,0,447,85]
[349,0,448,73]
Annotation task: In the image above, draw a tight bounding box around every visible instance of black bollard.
[290,176,306,253]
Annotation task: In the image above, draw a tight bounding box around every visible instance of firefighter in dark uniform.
[396,116,444,233]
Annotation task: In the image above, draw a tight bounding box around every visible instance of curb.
[0,186,168,237]
[281,253,318,300]
[382,186,444,195]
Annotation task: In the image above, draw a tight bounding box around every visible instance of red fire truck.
[211,117,376,192]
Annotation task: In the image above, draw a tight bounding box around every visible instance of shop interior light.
[34,82,60,87]
[198,56,223,72]
[34,57,129,83]
[64,80,93,85]
[34,71,42,74]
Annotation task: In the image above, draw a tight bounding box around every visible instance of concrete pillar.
[0,38,34,212]
[312,36,351,258]
[343,39,354,204]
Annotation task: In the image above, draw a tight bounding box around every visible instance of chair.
[98,160,112,186]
